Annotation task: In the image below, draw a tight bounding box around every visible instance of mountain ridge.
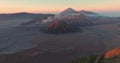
[59,8,101,17]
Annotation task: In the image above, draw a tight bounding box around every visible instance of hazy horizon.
[0,0,120,17]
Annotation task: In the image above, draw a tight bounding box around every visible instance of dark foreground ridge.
[73,47,120,63]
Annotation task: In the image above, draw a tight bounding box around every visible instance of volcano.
[59,8,101,17]
[60,8,77,15]
[40,21,80,34]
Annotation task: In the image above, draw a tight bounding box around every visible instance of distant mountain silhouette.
[21,8,120,27]
[59,8,101,17]
[60,8,77,15]
[0,12,54,21]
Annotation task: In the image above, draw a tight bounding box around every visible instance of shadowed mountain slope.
[40,21,80,34]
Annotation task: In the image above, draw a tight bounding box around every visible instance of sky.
[0,0,120,17]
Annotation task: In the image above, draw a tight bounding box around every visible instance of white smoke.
[41,11,89,23]
[42,16,54,23]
